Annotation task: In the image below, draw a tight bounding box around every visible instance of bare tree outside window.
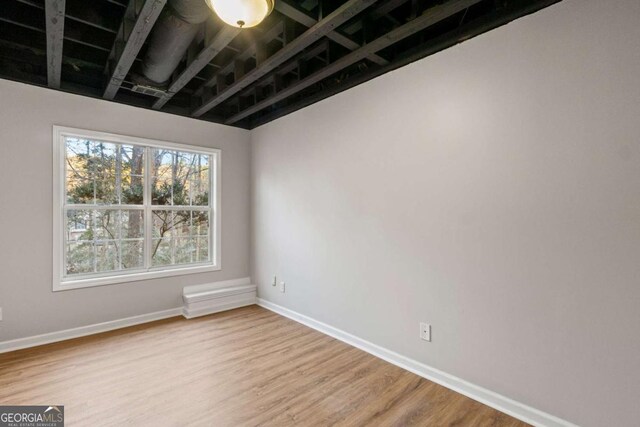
[150,149,210,267]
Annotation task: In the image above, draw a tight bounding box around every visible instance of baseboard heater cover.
[182,282,257,318]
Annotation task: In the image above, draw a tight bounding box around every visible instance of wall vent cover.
[130,84,167,98]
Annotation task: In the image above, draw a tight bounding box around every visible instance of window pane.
[121,145,145,205]
[172,152,191,206]
[151,238,171,267]
[173,210,193,238]
[94,209,117,240]
[65,138,94,204]
[121,210,144,239]
[151,149,210,206]
[151,210,173,266]
[65,208,94,274]
[151,210,171,239]
[191,210,209,236]
[122,240,144,270]
[96,241,118,272]
[65,209,145,276]
[190,154,210,206]
[65,138,144,205]
[66,209,92,242]
[175,237,195,264]
[151,209,209,266]
[151,150,173,205]
[195,235,209,263]
[66,242,94,275]
[91,141,118,205]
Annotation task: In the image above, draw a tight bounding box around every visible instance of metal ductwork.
[138,0,211,86]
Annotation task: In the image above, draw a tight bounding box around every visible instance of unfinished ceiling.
[0,0,561,129]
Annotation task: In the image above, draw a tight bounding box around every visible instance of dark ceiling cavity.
[0,0,562,129]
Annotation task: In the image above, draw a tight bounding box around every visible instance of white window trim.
[52,125,222,292]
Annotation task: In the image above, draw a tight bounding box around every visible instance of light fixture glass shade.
[206,0,274,28]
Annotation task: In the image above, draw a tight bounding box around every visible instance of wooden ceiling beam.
[14,0,120,34]
[225,0,482,125]
[371,0,411,19]
[103,0,166,100]
[275,0,388,66]
[0,17,111,53]
[191,0,377,118]
[343,0,408,33]
[233,39,330,101]
[44,0,66,88]
[193,21,286,99]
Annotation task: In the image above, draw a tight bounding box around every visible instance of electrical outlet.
[0,307,3,321]
[279,281,286,293]
[272,275,277,286]
[420,322,431,342]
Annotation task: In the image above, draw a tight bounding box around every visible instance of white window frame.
[53,126,222,291]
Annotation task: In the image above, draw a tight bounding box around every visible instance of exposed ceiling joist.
[343,0,408,33]
[194,20,285,98]
[103,0,166,100]
[1,0,563,129]
[371,0,411,19]
[230,38,331,101]
[275,1,388,66]
[0,19,110,53]
[44,0,66,88]
[226,0,482,125]
[152,25,241,109]
[191,0,378,118]
[0,4,111,54]
[15,0,120,34]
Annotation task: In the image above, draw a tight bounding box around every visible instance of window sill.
[53,264,221,292]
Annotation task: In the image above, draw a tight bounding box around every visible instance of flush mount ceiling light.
[205,0,274,28]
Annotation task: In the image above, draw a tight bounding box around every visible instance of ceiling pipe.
[139,0,212,86]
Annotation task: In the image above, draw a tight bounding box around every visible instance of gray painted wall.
[0,79,251,341]
[251,1,640,426]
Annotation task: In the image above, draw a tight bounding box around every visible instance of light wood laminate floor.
[0,305,528,426]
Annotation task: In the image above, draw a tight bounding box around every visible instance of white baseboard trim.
[0,276,254,354]
[257,298,577,427]
[0,307,182,354]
